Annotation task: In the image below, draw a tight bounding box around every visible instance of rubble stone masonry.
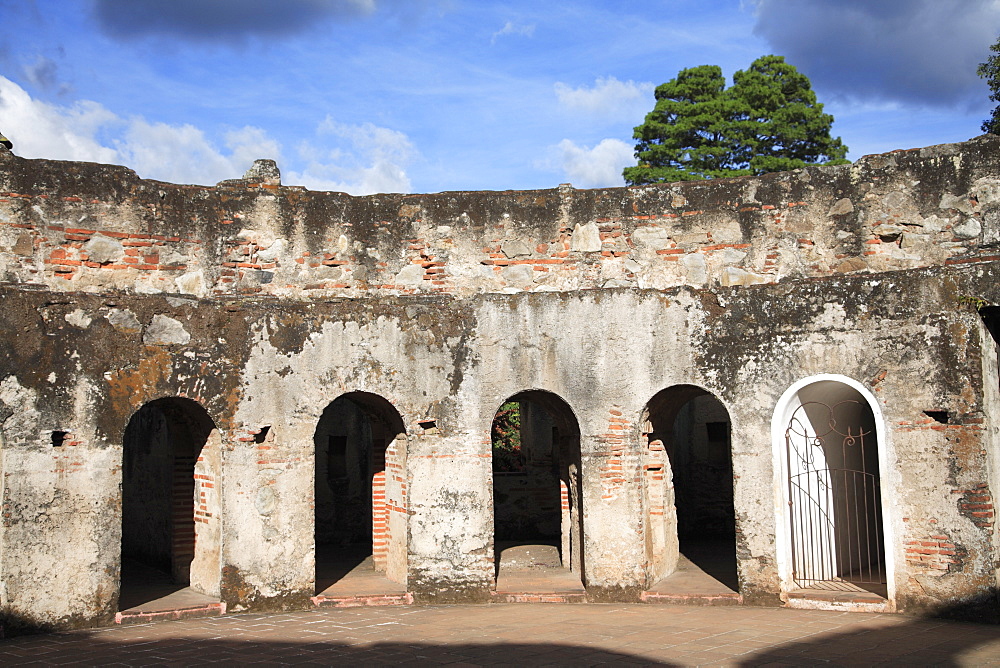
[2,136,1000,631]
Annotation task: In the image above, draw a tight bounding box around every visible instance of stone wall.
[2,136,999,299]
[1,138,1000,631]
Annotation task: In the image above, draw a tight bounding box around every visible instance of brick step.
[311,593,414,608]
[641,591,742,606]
[490,591,588,604]
[787,587,886,605]
[115,601,226,625]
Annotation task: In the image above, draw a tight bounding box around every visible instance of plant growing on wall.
[979,33,1000,134]
[492,401,525,472]
[624,55,849,184]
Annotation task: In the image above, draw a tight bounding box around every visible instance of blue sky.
[2,0,999,194]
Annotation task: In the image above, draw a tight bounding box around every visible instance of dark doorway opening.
[314,392,407,597]
[979,306,1000,393]
[120,397,219,612]
[644,386,739,594]
[491,391,584,596]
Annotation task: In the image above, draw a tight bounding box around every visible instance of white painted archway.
[771,374,896,608]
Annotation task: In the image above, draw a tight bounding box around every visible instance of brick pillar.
[644,437,670,584]
[171,454,196,583]
[384,434,408,584]
[560,478,570,568]
[372,439,388,572]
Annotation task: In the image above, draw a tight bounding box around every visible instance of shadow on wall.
[925,588,1000,624]
[744,591,1000,665]
[0,610,69,638]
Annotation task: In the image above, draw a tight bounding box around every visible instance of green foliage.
[492,401,525,473]
[978,34,1000,135]
[624,55,848,185]
[958,294,992,311]
[730,56,849,174]
[624,65,743,184]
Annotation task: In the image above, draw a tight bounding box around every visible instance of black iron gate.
[785,400,885,589]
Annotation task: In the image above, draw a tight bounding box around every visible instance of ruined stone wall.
[2,136,999,300]
[2,138,1000,631]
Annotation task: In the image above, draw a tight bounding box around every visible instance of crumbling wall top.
[1,135,998,299]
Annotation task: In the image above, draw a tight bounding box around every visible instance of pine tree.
[729,55,847,174]
[978,34,1000,134]
[624,56,848,185]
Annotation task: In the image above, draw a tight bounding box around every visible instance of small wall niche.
[923,410,950,424]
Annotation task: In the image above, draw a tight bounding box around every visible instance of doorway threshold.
[492,543,587,603]
[786,580,889,612]
[116,588,225,625]
[312,553,411,607]
[642,552,741,605]
[118,559,225,624]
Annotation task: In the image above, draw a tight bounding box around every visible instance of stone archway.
[642,385,738,593]
[313,392,408,595]
[490,390,584,596]
[777,378,888,598]
[120,397,221,610]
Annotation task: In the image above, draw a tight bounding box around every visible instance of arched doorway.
[777,378,887,597]
[313,392,407,596]
[120,397,221,611]
[491,390,584,594]
[643,386,738,593]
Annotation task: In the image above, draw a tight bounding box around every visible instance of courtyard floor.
[1,603,999,666]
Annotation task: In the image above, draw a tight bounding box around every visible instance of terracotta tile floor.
[646,552,738,599]
[118,560,219,613]
[30,547,992,665]
[3,603,1000,666]
[494,543,585,596]
[316,554,406,598]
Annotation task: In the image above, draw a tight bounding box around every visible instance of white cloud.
[0,77,416,194]
[113,120,257,185]
[542,138,634,189]
[224,126,284,172]
[491,20,535,44]
[0,76,120,164]
[554,77,654,120]
[0,75,266,184]
[287,117,416,195]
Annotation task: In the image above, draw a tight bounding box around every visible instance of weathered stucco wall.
[2,137,1000,632]
[2,136,1000,300]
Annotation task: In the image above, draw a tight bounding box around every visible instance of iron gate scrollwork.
[785,400,885,590]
